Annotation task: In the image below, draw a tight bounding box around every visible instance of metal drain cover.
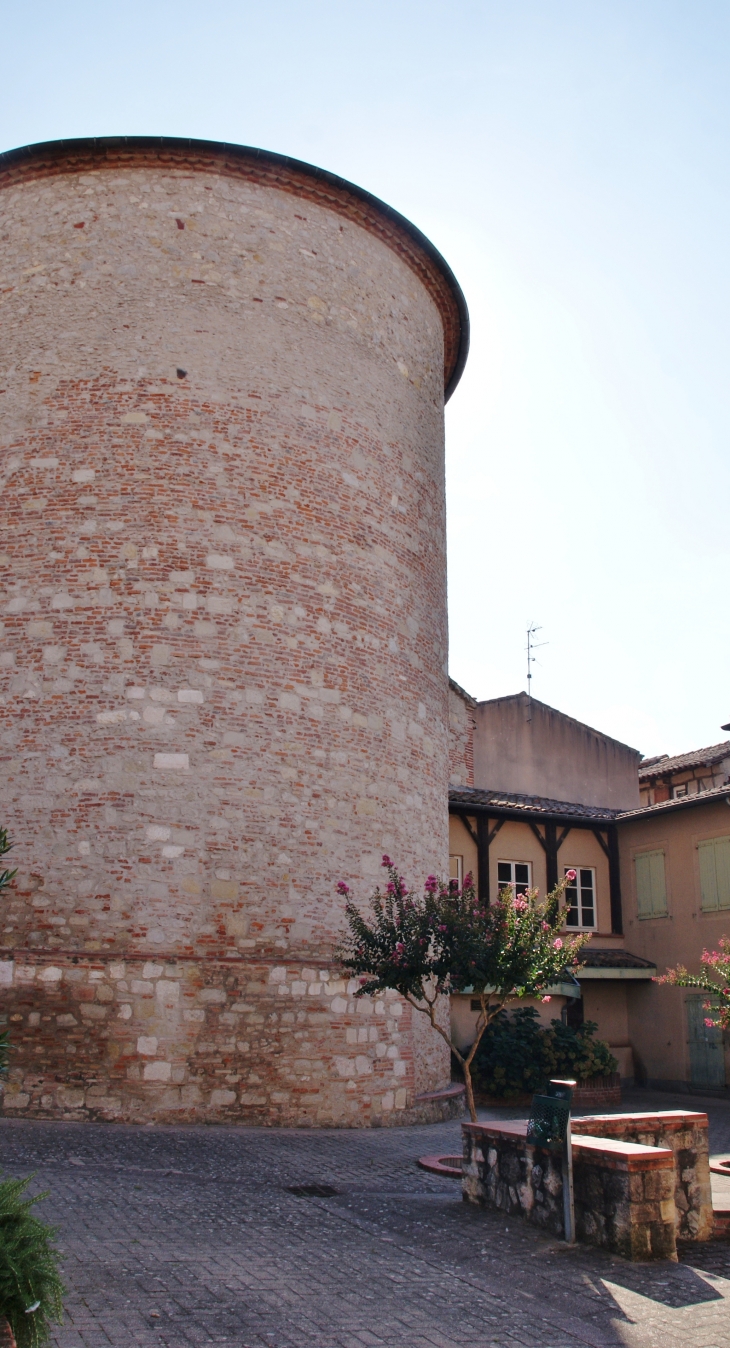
[286,1183,339,1198]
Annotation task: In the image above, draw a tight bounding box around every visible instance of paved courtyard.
[1,1088,729,1348]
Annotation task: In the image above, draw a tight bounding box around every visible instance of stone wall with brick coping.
[572,1110,713,1241]
[0,142,467,1124]
[461,1120,566,1237]
[462,1119,679,1261]
[572,1133,677,1261]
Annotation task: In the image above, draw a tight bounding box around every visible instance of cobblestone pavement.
[1,1088,729,1348]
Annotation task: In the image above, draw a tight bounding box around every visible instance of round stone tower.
[0,138,468,1125]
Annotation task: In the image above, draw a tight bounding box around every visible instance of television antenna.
[525,622,548,719]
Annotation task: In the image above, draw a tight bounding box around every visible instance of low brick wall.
[572,1111,713,1241]
[572,1134,676,1261]
[462,1120,566,1238]
[572,1075,621,1110]
[462,1119,679,1260]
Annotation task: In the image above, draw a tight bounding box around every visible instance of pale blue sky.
[2,0,728,757]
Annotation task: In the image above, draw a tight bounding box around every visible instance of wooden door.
[687,995,726,1089]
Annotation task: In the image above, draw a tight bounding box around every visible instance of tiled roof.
[617,782,730,820]
[638,741,730,780]
[448,784,619,823]
[578,948,655,971]
[449,781,730,825]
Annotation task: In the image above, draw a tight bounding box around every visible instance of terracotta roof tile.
[639,742,730,780]
[448,784,619,823]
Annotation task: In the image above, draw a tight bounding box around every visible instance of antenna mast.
[525,622,547,720]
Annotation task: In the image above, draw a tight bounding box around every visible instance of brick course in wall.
[0,140,468,1125]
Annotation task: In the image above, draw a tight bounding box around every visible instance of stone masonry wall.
[0,953,422,1124]
[572,1111,713,1240]
[462,1120,678,1261]
[461,1120,566,1237]
[572,1136,677,1261]
[0,146,462,1123]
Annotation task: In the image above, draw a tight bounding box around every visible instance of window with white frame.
[449,854,463,887]
[497,860,531,896]
[564,867,596,929]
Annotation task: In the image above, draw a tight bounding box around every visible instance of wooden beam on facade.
[454,812,478,846]
[591,827,611,860]
[476,815,491,905]
[545,820,559,891]
[607,824,623,935]
[528,822,547,852]
[487,818,505,848]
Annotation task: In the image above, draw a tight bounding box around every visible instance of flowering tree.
[337,857,591,1121]
[657,939,730,1030]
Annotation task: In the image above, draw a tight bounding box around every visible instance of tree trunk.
[463,1063,477,1123]
[0,1317,17,1348]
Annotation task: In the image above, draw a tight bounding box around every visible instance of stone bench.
[572,1111,713,1241]
[462,1119,677,1261]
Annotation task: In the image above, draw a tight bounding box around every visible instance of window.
[673,783,688,799]
[564,867,596,929]
[449,854,463,887]
[699,836,730,912]
[635,850,667,918]
[497,860,531,895]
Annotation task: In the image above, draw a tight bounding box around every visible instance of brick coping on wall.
[0,135,469,400]
[572,1110,709,1133]
[462,1118,675,1169]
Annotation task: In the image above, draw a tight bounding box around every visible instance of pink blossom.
[542,921,550,932]
[387,883,395,895]
[704,1018,716,1029]
[565,869,577,883]
[513,896,528,912]
[381,855,392,868]
[542,995,552,1003]
[438,924,448,932]
[395,942,404,954]
[553,938,563,950]
[336,881,350,895]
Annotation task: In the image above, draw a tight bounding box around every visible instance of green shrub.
[545,1017,618,1083]
[0,1175,64,1348]
[471,1006,618,1099]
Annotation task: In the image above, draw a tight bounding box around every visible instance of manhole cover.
[285,1184,339,1198]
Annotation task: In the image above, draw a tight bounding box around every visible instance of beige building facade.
[448,686,650,1081]
[448,684,730,1095]
[619,788,730,1091]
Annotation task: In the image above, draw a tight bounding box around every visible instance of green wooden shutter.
[718,838,730,908]
[635,850,667,918]
[699,837,730,912]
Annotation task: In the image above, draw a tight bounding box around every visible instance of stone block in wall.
[572,1111,713,1241]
